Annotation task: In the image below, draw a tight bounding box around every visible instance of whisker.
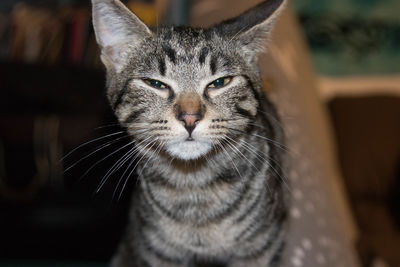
[223,136,261,173]
[78,139,137,180]
[246,121,286,140]
[64,134,130,173]
[257,107,294,120]
[94,123,122,130]
[223,136,273,195]
[137,141,164,178]
[246,122,271,131]
[230,136,283,171]
[120,140,165,200]
[95,137,152,193]
[255,108,286,131]
[61,131,126,161]
[115,140,160,201]
[215,139,242,180]
[226,136,290,192]
[226,127,292,154]
[95,147,137,194]
[204,153,216,170]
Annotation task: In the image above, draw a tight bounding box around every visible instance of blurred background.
[0,0,399,266]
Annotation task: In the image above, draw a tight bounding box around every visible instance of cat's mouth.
[165,140,212,160]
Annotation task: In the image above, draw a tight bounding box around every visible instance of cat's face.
[114,28,260,160]
[92,0,285,161]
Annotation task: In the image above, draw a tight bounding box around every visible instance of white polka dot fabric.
[266,86,359,267]
[263,41,360,267]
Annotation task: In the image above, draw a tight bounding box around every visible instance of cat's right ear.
[215,0,285,61]
[91,0,152,72]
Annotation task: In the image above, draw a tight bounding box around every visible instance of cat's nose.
[178,113,202,135]
[174,93,205,137]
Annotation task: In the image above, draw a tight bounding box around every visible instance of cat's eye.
[144,79,169,90]
[207,77,232,89]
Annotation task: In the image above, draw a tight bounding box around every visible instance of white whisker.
[226,135,290,193]
[61,131,126,161]
[95,137,152,193]
[115,140,159,201]
[215,139,242,181]
[64,135,130,173]
[226,127,292,154]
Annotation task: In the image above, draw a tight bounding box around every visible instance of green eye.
[207,77,232,89]
[144,79,169,90]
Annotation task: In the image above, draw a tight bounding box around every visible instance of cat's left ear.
[215,0,286,59]
[91,0,152,72]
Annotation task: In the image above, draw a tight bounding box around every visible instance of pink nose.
[181,114,200,126]
[178,113,202,136]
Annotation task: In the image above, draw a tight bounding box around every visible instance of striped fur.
[92,0,288,266]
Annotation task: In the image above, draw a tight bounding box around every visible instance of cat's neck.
[137,149,234,188]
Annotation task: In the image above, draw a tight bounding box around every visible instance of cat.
[91,0,288,266]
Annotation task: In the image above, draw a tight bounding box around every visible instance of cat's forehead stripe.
[199,47,209,65]
[210,56,217,75]
[163,29,173,41]
[204,29,213,41]
[158,57,166,76]
[162,43,176,64]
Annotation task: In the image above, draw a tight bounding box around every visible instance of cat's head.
[92,0,285,161]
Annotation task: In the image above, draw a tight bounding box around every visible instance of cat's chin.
[165,141,212,161]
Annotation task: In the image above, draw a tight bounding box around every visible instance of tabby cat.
[91,0,288,266]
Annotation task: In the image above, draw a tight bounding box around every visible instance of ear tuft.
[91,0,151,72]
[215,0,286,59]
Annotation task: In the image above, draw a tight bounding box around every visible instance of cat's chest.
[142,179,248,253]
[143,175,245,219]
[158,215,241,254]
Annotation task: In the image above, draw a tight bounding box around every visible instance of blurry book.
[127,0,168,27]
[69,8,90,65]
[0,13,10,60]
